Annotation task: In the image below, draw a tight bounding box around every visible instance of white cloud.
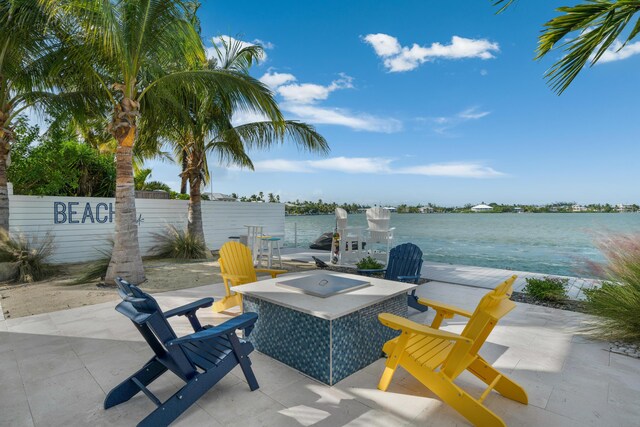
[311,157,393,173]
[398,163,503,178]
[253,38,274,50]
[458,107,490,120]
[364,33,499,72]
[207,35,270,63]
[596,40,640,63]
[362,33,401,57]
[276,73,353,104]
[282,103,402,133]
[422,106,490,135]
[257,70,399,132]
[259,71,296,89]
[231,109,271,126]
[245,157,503,178]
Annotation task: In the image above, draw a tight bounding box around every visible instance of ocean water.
[284,213,640,277]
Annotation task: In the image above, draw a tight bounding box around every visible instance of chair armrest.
[255,268,287,278]
[358,268,386,276]
[397,275,420,282]
[221,273,252,285]
[417,298,473,318]
[378,313,471,343]
[164,298,214,319]
[167,312,259,347]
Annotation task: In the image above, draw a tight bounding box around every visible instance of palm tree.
[496,0,640,93]
[0,0,95,232]
[134,168,171,192]
[167,37,328,244]
[46,0,283,284]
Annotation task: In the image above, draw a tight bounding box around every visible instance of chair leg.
[138,357,237,427]
[468,357,528,404]
[420,369,508,427]
[104,358,167,409]
[378,332,409,391]
[275,239,282,268]
[408,290,428,312]
[228,333,259,391]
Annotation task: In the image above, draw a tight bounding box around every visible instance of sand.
[0,258,317,319]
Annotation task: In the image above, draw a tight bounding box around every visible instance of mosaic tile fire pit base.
[243,293,407,385]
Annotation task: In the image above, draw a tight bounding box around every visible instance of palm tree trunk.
[105,98,145,285]
[187,171,205,245]
[180,151,188,194]
[0,131,10,233]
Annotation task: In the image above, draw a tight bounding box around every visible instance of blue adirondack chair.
[105,278,259,427]
[358,243,427,312]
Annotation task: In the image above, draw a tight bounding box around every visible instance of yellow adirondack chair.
[377,275,527,427]
[214,241,287,312]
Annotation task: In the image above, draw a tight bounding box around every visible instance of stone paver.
[1,277,638,426]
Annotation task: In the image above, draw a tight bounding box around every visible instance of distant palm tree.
[134,168,171,192]
[45,0,283,284]
[495,0,640,93]
[0,0,96,232]
[167,37,328,244]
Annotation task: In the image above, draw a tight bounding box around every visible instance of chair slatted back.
[335,207,348,230]
[366,207,392,242]
[384,243,423,283]
[219,241,258,285]
[114,278,197,380]
[441,275,517,378]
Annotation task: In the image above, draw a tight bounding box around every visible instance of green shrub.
[523,276,568,302]
[0,230,60,283]
[356,256,384,270]
[583,234,640,343]
[169,192,190,200]
[150,225,206,259]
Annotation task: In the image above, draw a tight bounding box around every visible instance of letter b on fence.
[54,202,67,224]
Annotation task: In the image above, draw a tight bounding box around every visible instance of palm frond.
[211,35,265,73]
[140,69,282,123]
[493,0,517,14]
[537,0,640,94]
[224,120,330,154]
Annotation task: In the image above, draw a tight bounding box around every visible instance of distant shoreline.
[285,211,640,216]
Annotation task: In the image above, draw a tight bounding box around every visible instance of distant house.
[420,206,434,213]
[616,203,632,212]
[384,206,397,212]
[203,192,237,202]
[471,204,493,212]
[513,206,523,213]
[572,204,588,212]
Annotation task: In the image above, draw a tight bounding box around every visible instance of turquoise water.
[284,213,640,277]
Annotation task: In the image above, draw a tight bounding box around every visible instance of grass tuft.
[72,239,113,285]
[356,256,384,270]
[0,230,60,283]
[523,276,568,302]
[583,234,640,343]
[150,225,207,259]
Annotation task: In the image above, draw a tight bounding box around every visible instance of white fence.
[8,195,285,263]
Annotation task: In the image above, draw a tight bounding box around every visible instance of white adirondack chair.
[335,208,363,264]
[366,207,395,263]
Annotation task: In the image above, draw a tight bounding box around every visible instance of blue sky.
[147,0,640,206]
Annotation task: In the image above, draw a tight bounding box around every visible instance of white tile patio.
[280,247,601,300]
[1,276,638,426]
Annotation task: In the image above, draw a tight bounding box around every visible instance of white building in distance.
[471,204,493,212]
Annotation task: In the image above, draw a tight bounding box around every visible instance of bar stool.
[258,236,282,268]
